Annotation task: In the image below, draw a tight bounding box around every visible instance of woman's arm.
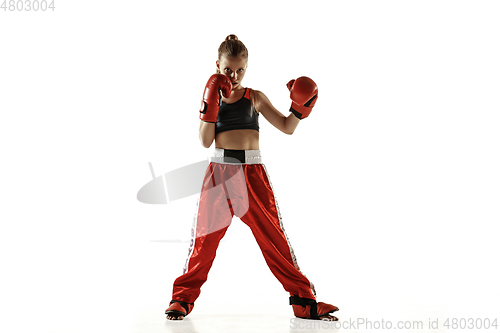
[199,120,215,148]
[253,90,300,135]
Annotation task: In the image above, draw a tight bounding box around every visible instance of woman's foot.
[166,313,185,320]
[290,296,339,321]
[319,314,339,321]
[165,300,193,321]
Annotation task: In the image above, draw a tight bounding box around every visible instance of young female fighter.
[165,35,339,321]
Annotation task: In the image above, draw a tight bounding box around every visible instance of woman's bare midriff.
[215,129,259,150]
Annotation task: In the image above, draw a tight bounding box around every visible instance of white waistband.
[210,148,262,164]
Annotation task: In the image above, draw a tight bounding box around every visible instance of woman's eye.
[224,68,231,72]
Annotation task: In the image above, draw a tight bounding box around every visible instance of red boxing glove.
[287,76,318,119]
[199,74,232,123]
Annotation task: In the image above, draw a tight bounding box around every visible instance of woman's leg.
[237,163,338,320]
[237,163,316,300]
[168,163,235,312]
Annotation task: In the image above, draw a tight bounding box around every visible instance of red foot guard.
[290,296,339,320]
[165,300,194,318]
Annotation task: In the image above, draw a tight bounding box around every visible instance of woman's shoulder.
[246,88,262,110]
[247,88,266,101]
[247,87,262,94]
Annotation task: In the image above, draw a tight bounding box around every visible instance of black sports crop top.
[215,88,259,136]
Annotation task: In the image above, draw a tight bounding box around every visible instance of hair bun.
[218,34,248,59]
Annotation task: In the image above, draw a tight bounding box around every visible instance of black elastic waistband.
[223,149,246,163]
[210,148,262,164]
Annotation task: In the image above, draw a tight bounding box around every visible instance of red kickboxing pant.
[171,149,316,304]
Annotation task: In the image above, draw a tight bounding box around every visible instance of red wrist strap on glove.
[287,76,318,120]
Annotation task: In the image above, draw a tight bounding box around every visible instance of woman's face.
[216,54,248,91]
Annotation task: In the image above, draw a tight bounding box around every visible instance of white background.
[1,1,499,332]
